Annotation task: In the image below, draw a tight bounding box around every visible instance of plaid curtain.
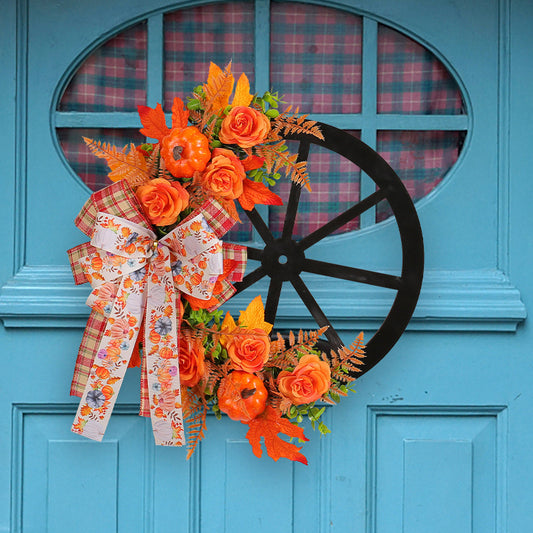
[59,1,464,240]
[59,23,147,112]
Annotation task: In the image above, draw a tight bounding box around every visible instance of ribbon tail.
[71,272,146,441]
[144,253,186,446]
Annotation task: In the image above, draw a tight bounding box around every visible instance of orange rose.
[178,334,206,387]
[198,148,245,200]
[277,353,331,405]
[219,106,271,148]
[136,178,189,226]
[227,328,270,373]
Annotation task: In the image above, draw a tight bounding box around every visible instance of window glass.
[163,2,255,109]
[377,24,464,115]
[59,23,147,112]
[270,2,362,114]
[56,2,467,238]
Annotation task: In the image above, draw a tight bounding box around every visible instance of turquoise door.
[1,0,531,531]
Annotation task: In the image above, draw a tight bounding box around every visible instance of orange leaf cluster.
[245,406,309,464]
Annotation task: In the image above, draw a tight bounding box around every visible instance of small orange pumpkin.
[101,385,114,400]
[91,256,103,270]
[160,126,211,178]
[190,272,203,286]
[217,371,268,422]
[149,330,161,344]
[95,366,110,380]
[159,347,174,359]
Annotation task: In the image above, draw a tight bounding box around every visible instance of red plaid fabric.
[59,2,465,232]
[74,180,150,236]
[222,243,247,283]
[67,242,96,285]
[59,23,147,113]
[70,310,107,397]
[377,25,463,115]
[58,129,145,192]
[139,349,149,417]
[208,281,236,313]
[179,197,237,239]
[163,2,255,109]
[270,3,362,114]
[376,130,463,221]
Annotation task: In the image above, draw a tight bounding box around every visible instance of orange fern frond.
[329,332,365,383]
[83,138,151,187]
[271,111,324,141]
[182,386,208,460]
[255,142,312,190]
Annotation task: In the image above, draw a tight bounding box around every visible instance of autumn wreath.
[68,62,365,464]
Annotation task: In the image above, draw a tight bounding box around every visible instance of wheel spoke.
[265,278,283,325]
[302,258,403,290]
[290,275,344,349]
[245,208,274,244]
[281,182,302,240]
[282,141,310,240]
[299,188,387,250]
[246,247,263,261]
[233,266,267,294]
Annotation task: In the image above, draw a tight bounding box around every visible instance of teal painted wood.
[2,0,533,532]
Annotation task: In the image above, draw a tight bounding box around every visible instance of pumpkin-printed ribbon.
[71,211,224,445]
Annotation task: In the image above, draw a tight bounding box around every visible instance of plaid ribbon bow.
[68,181,246,442]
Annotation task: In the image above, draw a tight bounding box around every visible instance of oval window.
[56,1,467,241]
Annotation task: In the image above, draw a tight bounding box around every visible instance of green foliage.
[186,306,223,328]
[287,402,330,435]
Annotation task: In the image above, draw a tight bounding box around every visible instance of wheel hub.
[260,238,305,282]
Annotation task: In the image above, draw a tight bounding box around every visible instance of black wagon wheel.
[233,122,424,376]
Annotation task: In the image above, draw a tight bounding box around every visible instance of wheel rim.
[233,122,424,376]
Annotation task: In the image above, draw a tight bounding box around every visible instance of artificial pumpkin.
[160,126,211,178]
[217,371,268,422]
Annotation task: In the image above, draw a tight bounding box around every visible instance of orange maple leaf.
[219,311,238,346]
[238,179,283,211]
[245,406,309,464]
[171,96,189,129]
[137,103,171,141]
[238,295,272,334]
[232,72,254,107]
[204,62,235,113]
[203,62,254,113]
[242,154,265,171]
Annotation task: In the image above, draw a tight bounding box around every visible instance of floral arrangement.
[68,62,364,464]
